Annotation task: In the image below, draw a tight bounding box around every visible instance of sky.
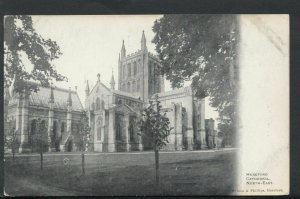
[30,15,219,123]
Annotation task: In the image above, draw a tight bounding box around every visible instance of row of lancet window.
[91,98,105,111]
[149,61,159,75]
[122,59,160,80]
[122,60,140,79]
[121,79,141,93]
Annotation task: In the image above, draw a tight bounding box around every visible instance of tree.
[5,127,19,161]
[139,95,172,186]
[75,111,91,175]
[32,118,49,170]
[152,14,239,146]
[4,15,67,93]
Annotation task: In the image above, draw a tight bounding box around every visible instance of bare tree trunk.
[12,148,15,161]
[155,149,159,186]
[40,143,43,170]
[81,150,85,175]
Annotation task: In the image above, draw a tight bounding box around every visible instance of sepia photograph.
[3,14,289,196]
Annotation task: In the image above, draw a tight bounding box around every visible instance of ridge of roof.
[29,85,84,111]
[111,90,142,101]
[53,86,77,94]
[155,85,192,98]
[18,81,77,94]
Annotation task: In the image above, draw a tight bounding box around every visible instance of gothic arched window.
[127,82,131,92]
[134,62,137,75]
[129,117,134,142]
[30,119,37,144]
[115,114,121,141]
[53,121,59,150]
[101,100,105,109]
[132,81,136,92]
[40,120,47,140]
[97,117,102,140]
[31,120,37,134]
[61,122,65,135]
[96,98,100,110]
[128,63,131,77]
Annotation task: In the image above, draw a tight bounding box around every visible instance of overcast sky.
[31,15,219,122]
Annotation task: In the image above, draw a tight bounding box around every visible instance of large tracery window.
[129,116,135,142]
[115,114,122,141]
[30,119,37,144]
[101,100,105,109]
[96,98,101,110]
[61,122,65,135]
[97,117,102,140]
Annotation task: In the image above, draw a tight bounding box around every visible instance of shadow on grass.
[5,151,237,196]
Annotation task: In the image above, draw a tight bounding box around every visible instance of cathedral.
[4,31,220,153]
[84,31,209,152]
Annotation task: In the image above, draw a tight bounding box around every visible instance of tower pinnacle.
[121,40,126,59]
[141,30,147,50]
[110,69,115,90]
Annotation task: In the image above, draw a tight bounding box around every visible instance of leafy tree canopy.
[4,15,67,93]
[152,15,239,145]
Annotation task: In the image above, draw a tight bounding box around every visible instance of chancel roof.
[154,86,193,98]
[29,86,83,111]
[111,90,142,101]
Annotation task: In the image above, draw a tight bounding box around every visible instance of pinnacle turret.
[110,69,115,90]
[121,40,126,59]
[141,30,147,50]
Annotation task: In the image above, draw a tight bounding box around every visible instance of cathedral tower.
[117,31,164,101]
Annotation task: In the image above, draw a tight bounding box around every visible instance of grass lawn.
[4,149,237,196]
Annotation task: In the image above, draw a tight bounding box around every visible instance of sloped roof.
[113,103,137,114]
[29,86,83,111]
[111,89,141,100]
[154,87,186,98]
